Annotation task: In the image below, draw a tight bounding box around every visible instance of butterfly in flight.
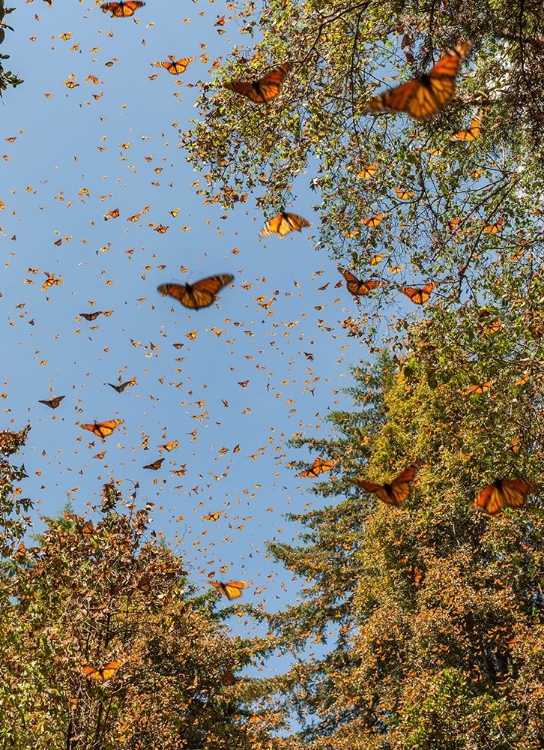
[39,395,65,409]
[100,1,145,17]
[364,41,472,120]
[297,456,337,478]
[157,274,234,310]
[337,266,386,297]
[208,580,248,600]
[159,56,195,75]
[451,118,481,141]
[399,282,436,304]
[225,62,292,104]
[203,511,222,521]
[471,478,535,515]
[108,379,135,393]
[80,311,110,321]
[80,420,123,440]
[259,212,311,238]
[143,458,164,470]
[81,661,122,681]
[357,464,418,506]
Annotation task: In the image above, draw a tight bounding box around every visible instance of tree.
[0,477,276,749]
[0,3,23,97]
[259,349,542,748]
[184,1,544,349]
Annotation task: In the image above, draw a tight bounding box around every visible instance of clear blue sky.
[2,0,396,626]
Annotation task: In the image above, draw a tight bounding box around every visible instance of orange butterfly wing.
[297,457,336,478]
[39,395,65,409]
[80,420,123,439]
[143,458,164,470]
[225,62,292,103]
[101,1,145,17]
[365,41,472,120]
[158,274,233,309]
[82,660,122,681]
[337,266,386,296]
[358,464,418,506]
[472,479,534,515]
[161,57,194,75]
[451,118,481,141]
[259,212,311,238]
[208,580,247,600]
[399,282,436,304]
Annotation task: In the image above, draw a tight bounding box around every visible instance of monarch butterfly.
[483,217,505,234]
[159,440,179,452]
[451,118,481,141]
[160,56,195,75]
[203,511,222,521]
[82,661,122,681]
[80,419,123,440]
[39,395,65,409]
[157,274,234,310]
[104,208,120,220]
[222,668,237,686]
[259,212,311,238]
[42,273,63,291]
[358,164,378,180]
[100,1,145,17]
[225,62,293,104]
[471,478,535,515]
[357,464,418,506]
[466,381,493,395]
[80,311,104,321]
[362,213,385,227]
[297,456,336,478]
[108,379,135,393]
[143,458,164,470]
[208,580,248,600]
[394,187,415,200]
[337,266,386,297]
[364,41,472,120]
[399,282,436,304]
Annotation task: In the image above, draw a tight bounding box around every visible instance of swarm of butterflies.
[48,13,534,624]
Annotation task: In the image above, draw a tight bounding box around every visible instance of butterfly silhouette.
[39,395,65,409]
[225,62,292,103]
[158,274,234,309]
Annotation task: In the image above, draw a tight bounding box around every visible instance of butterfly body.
[297,457,336,478]
[100,1,145,17]
[260,212,311,238]
[158,274,233,310]
[160,57,194,75]
[357,464,418,506]
[82,660,122,681]
[225,62,292,104]
[143,458,164,470]
[80,420,123,440]
[208,580,248,600]
[337,266,386,296]
[399,282,436,304]
[39,395,65,409]
[471,478,534,515]
[364,41,472,120]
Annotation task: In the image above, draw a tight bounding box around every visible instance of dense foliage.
[0,466,274,749]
